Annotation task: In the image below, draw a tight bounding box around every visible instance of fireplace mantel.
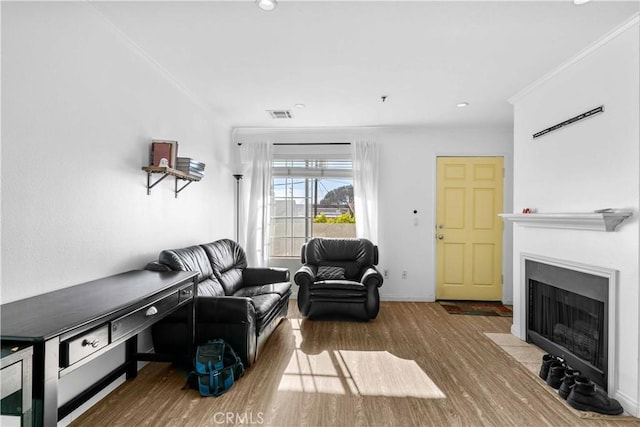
[499,211,633,232]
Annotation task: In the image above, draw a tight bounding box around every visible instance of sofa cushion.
[249,293,284,332]
[202,240,247,295]
[159,245,224,296]
[198,278,226,297]
[233,282,292,299]
[159,245,213,282]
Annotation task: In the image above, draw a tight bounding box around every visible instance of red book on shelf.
[151,140,178,167]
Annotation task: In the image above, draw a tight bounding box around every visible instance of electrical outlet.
[383,269,389,278]
[402,270,407,280]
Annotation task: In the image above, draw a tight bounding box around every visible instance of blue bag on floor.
[191,339,245,397]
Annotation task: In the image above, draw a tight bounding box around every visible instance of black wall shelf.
[142,166,201,198]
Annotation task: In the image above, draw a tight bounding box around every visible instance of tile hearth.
[485,333,635,420]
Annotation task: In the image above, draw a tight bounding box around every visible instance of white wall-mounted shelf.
[499,212,633,232]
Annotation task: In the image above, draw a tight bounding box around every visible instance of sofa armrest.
[197,296,256,324]
[145,261,172,272]
[360,266,384,288]
[293,265,317,288]
[195,296,258,366]
[243,267,290,286]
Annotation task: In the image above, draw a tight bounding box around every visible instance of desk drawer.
[111,292,179,341]
[178,283,194,304]
[60,325,109,367]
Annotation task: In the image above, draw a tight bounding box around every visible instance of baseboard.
[614,389,639,418]
[380,295,435,302]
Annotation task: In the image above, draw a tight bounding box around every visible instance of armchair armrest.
[360,267,384,288]
[243,267,290,286]
[293,265,317,287]
[197,296,256,324]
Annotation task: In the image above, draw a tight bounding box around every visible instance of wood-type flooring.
[71,301,640,426]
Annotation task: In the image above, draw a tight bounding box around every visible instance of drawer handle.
[82,339,100,348]
[181,289,193,296]
[145,306,158,317]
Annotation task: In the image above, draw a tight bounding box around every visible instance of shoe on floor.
[567,376,623,415]
[558,369,580,400]
[539,354,563,380]
[546,361,567,389]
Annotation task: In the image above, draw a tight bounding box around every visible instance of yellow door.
[436,157,503,300]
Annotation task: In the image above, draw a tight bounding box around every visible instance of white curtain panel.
[351,140,379,244]
[239,141,273,266]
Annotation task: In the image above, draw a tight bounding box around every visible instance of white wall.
[234,125,514,303]
[1,3,234,423]
[509,15,640,415]
[1,2,235,303]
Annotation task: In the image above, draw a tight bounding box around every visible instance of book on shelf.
[150,140,178,168]
[176,157,206,169]
[176,157,205,177]
[176,166,205,177]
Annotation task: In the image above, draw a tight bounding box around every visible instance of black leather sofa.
[146,239,292,366]
[294,237,383,321]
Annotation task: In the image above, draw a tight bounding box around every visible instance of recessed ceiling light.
[256,0,277,11]
[294,103,306,109]
[573,0,591,5]
[456,102,469,108]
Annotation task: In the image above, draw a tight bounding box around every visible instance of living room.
[2,0,639,425]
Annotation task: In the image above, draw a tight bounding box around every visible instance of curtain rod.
[237,142,350,146]
[274,142,350,146]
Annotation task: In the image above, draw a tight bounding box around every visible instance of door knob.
[437,234,444,240]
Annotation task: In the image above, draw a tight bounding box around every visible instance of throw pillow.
[317,266,346,280]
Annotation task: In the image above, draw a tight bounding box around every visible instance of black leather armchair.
[294,238,383,320]
[147,239,291,366]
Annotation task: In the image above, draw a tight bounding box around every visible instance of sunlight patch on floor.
[278,348,445,398]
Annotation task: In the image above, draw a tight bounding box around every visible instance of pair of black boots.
[539,354,623,415]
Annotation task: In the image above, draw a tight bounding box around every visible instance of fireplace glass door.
[526,260,608,390]
[529,280,605,370]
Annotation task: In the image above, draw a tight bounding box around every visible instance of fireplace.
[524,256,616,391]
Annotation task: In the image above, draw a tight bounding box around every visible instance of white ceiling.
[92,1,639,129]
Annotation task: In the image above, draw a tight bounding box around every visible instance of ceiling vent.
[267,110,294,119]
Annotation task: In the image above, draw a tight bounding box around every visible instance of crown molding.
[509,12,639,105]
[85,2,213,114]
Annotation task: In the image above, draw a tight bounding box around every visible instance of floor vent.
[267,110,294,119]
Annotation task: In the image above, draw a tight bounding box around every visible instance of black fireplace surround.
[525,260,608,390]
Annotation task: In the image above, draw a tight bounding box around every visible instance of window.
[270,151,354,258]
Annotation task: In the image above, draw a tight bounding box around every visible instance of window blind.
[272,143,352,178]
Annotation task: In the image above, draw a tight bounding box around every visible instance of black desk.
[1,344,33,426]
[1,270,198,426]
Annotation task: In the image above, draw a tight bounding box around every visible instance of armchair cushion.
[317,266,346,280]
